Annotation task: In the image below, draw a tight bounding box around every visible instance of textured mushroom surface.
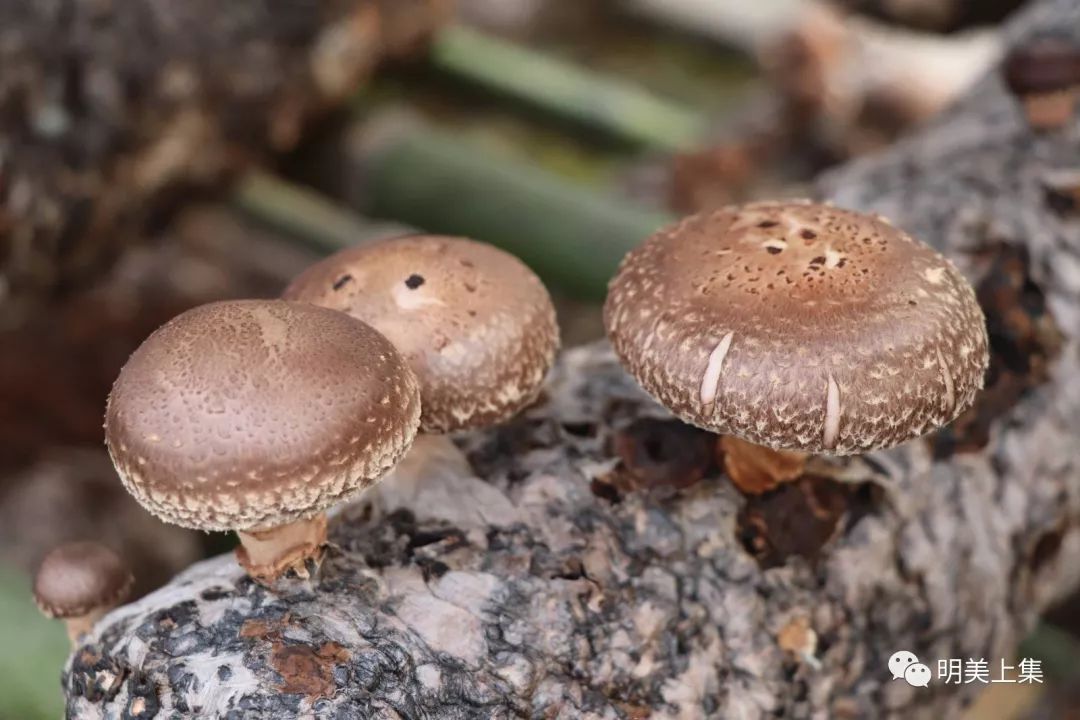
[62,0,1080,717]
[284,235,560,433]
[604,202,989,454]
[105,300,420,531]
[33,542,133,619]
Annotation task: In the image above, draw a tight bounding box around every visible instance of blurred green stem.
[234,103,678,299]
[429,24,708,152]
[232,172,411,254]
[348,113,674,300]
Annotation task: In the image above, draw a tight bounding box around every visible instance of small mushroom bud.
[33,542,133,645]
[1002,33,1080,131]
[105,300,421,586]
[604,201,989,493]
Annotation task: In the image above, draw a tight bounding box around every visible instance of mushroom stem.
[64,610,107,645]
[719,435,808,495]
[1023,90,1077,130]
[235,514,328,585]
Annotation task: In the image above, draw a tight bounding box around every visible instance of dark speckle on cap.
[603,201,990,455]
[284,235,560,433]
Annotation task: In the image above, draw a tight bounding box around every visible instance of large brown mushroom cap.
[33,542,133,619]
[105,300,421,531]
[604,201,989,455]
[283,235,560,433]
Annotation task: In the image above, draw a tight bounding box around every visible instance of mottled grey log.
[0,0,448,328]
[63,0,1080,717]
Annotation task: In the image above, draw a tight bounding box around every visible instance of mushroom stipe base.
[235,514,329,586]
[65,611,107,644]
[1024,90,1078,130]
[720,436,808,495]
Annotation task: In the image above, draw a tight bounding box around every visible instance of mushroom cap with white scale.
[34,541,133,643]
[105,299,421,532]
[603,201,989,455]
[284,235,560,433]
[34,542,133,621]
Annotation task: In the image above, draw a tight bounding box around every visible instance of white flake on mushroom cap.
[603,200,989,490]
[823,375,842,450]
[700,332,734,404]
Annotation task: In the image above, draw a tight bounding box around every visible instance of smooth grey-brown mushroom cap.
[33,542,133,619]
[604,201,989,455]
[283,235,560,433]
[105,300,421,531]
[1003,34,1080,95]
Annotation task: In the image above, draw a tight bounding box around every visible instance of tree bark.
[0,0,448,328]
[63,0,1080,717]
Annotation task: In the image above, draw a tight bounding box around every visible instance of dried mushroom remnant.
[1002,33,1080,131]
[105,300,420,586]
[605,417,716,496]
[34,542,133,645]
[777,615,820,668]
[604,201,989,493]
[737,477,855,568]
[285,234,559,434]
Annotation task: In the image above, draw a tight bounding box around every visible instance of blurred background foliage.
[3,0,1077,717]
[0,567,69,719]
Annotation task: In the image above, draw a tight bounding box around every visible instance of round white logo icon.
[904,663,932,687]
[888,650,920,681]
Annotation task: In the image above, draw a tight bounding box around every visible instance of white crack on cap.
[603,201,989,455]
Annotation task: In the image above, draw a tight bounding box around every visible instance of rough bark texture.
[0,0,448,328]
[63,0,1080,717]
